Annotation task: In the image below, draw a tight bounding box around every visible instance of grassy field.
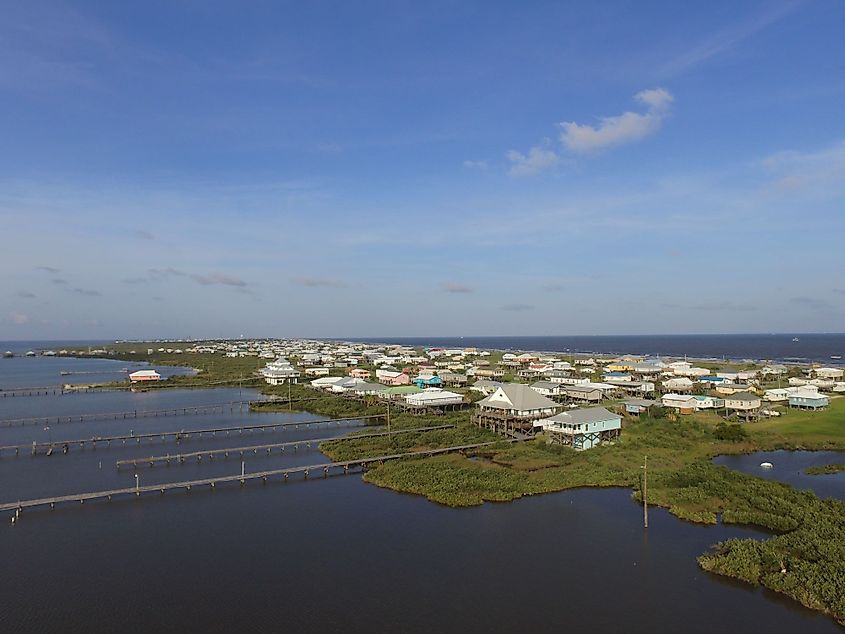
[748,398,845,448]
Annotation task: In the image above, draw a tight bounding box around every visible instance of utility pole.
[288,380,292,412]
[387,400,391,436]
[642,455,649,529]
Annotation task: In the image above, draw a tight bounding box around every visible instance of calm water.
[0,355,194,390]
[0,358,839,632]
[714,450,845,502]
[347,333,845,363]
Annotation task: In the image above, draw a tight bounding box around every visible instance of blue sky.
[2,0,844,339]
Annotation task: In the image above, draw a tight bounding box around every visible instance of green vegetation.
[713,422,748,442]
[805,463,845,476]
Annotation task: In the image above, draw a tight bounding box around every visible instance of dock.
[2,439,515,516]
[0,415,385,457]
[0,400,258,428]
[114,424,456,468]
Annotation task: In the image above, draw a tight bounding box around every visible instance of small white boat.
[760,462,774,469]
[792,337,800,342]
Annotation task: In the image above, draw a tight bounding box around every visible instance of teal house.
[414,375,443,388]
[533,407,622,449]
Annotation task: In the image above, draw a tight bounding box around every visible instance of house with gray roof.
[534,407,622,449]
[473,383,560,435]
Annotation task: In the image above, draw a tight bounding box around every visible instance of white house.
[662,393,698,412]
[663,377,694,392]
[405,389,464,408]
[129,369,161,382]
[815,367,845,380]
[261,358,300,385]
[476,384,559,418]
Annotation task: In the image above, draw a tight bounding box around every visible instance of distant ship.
[3,351,12,358]
[832,355,843,360]
[792,337,800,342]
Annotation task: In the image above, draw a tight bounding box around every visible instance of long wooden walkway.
[0,415,385,457]
[0,400,257,428]
[2,440,516,515]
[115,425,455,468]
[0,386,85,398]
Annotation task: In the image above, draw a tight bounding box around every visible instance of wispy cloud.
[191,273,247,287]
[760,139,845,201]
[134,229,155,240]
[463,159,488,170]
[502,303,534,311]
[660,2,802,76]
[506,144,559,176]
[9,312,30,325]
[440,282,473,294]
[313,142,343,155]
[17,290,36,298]
[293,277,346,288]
[542,284,564,293]
[72,288,102,297]
[37,265,60,274]
[52,278,68,285]
[790,296,836,313]
[691,301,757,312]
[127,268,247,288]
[560,88,673,153]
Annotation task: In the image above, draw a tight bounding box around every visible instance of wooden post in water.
[642,455,649,529]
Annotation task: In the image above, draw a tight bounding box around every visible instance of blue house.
[789,391,829,410]
[699,376,725,385]
[533,407,622,449]
[414,375,443,389]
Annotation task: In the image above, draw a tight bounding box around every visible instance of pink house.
[349,368,371,379]
[383,372,410,386]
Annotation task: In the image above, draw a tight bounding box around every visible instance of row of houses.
[308,376,468,412]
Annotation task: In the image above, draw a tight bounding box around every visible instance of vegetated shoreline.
[70,347,845,626]
[805,463,845,476]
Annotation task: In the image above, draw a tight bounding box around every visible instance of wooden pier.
[114,424,456,468]
[0,400,258,428]
[0,386,78,398]
[2,439,517,516]
[0,415,385,457]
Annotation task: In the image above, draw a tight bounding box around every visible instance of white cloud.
[559,88,673,153]
[11,312,30,325]
[506,145,559,176]
[463,159,488,170]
